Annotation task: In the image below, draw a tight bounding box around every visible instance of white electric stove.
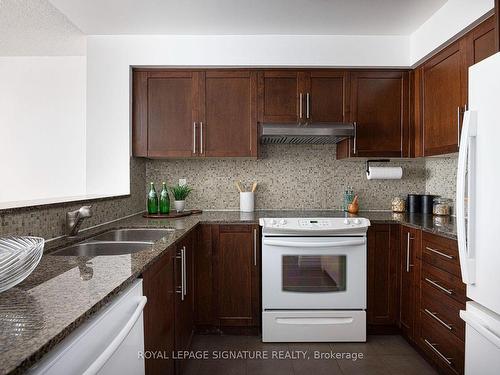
[259,217,370,342]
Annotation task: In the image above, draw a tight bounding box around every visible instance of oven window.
[282,255,346,292]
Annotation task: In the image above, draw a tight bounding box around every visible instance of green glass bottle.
[159,182,170,214]
[147,182,159,214]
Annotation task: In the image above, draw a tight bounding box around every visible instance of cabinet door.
[143,250,175,375]
[306,70,348,123]
[466,15,497,66]
[367,224,400,333]
[214,224,260,328]
[258,70,307,124]
[202,71,258,157]
[174,235,194,373]
[194,224,217,328]
[147,71,201,157]
[347,71,409,158]
[422,40,467,156]
[400,226,421,341]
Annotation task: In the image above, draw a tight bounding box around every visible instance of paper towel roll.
[366,166,403,180]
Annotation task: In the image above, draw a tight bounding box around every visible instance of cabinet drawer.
[422,233,460,277]
[419,317,464,374]
[421,262,466,304]
[421,281,465,341]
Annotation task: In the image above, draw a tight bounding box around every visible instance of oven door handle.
[263,238,365,248]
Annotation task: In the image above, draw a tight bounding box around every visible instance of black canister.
[421,195,437,214]
[407,194,422,213]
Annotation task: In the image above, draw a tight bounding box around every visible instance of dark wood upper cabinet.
[201,71,258,157]
[422,40,467,156]
[213,224,260,328]
[416,16,496,157]
[400,226,421,342]
[338,71,409,158]
[146,71,201,158]
[258,70,306,124]
[367,224,400,333]
[143,249,175,375]
[306,70,348,123]
[466,16,497,65]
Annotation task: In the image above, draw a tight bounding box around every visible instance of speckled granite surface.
[0,210,456,374]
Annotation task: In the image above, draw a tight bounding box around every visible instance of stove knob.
[269,219,277,226]
[353,218,361,225]
[343,218,350,225]
[279,219,287,226]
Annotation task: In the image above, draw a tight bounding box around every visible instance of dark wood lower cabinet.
[213,224,260,329]
[143,249,175,375]
[366,224,400,333]
[400,226,421,342]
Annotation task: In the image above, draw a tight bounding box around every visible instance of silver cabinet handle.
[425,278,453,295]
[306,92,310,119]
[299,93,303,119]
[424,339,453,365]
[253,228,257,266]
[353,121,357,154]
[406,232,413,273]
[425,246,454,259]
[424,309,453,330]
[193,122,197,154]
[200,122,203,155]
[182,246,187,297]
[457,106,461,148]
[175,251,184,301]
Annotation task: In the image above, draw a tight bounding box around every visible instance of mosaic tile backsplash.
[146,144,427,211]
[425,154,458,202]
[0,158,146,240]
[1,147,459,241]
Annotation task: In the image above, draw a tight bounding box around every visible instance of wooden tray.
[142,209,202,219]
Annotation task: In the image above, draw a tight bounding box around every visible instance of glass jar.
[433,198,452,216]
[391,197,405,213]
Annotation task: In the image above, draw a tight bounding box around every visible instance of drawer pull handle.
[424,308,453,330]
[425,246,454,259]
[425,278,453,295]
[424,338,453,366]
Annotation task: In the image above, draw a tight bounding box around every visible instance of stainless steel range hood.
[260,123,355,145]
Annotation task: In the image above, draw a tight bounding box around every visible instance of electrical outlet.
[179,178,187,186]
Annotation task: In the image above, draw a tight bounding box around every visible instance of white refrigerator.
[457,51,500,375]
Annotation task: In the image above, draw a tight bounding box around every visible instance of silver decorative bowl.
[0,236,44,293]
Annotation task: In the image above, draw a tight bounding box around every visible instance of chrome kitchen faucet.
[66,206,93,237]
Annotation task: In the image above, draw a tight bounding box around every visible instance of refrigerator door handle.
[456,110,477,285]
[460,310,500,349]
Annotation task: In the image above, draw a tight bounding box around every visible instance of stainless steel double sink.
[51,228,175,257]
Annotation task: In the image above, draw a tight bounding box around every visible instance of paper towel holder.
[366,159,390,175]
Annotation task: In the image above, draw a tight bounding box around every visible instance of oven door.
[262,236,366,310]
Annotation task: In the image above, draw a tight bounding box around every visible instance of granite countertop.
[0,210,456,374]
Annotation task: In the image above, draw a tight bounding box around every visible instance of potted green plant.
[169,184,192,212]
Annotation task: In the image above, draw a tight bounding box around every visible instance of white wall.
[410,0,494,66]
[0,57,86,207]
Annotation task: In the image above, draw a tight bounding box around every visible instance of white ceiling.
[48,0,448,36]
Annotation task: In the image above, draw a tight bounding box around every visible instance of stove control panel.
[298,219,332,227]
[259,217,371,235]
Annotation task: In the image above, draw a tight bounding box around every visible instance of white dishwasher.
[29,280,146,375]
